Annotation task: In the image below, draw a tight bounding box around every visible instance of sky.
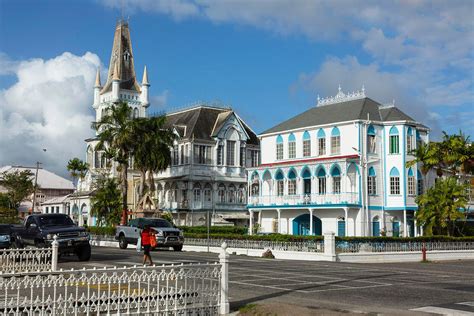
[0,0,473,178]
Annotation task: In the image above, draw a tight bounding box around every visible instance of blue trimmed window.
[275,170,284,196]
[417,170,424,195]
[408,168,416,195]
[288,133,296,159]
[389,127,399,154]
[317,129,326,156]
[389,167,400,195]
[276,135,283,160]
[331,165,341,194]
[331,127,341,155]
[288,169,297,195]
[317,167,326,195]
[407,127,414,153]
[367,125,376,153]
[303,131,311,157]
[368,167,377,195]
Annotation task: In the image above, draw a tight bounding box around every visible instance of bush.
[179,226,248,235]
[262,249,275,259]
[183,232,323,242]
[336,236,474,242]
[86,226,116,236]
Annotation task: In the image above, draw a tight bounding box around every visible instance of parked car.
[0,224,12,249]
[115,218,184,251]
[11,214,91,261]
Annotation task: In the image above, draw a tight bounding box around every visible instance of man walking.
[141,225,155,265]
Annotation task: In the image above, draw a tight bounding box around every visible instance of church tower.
[92,20,150,125]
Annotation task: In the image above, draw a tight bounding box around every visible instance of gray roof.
[261,97,422,135]
[163,105,259,145]
[0,166,74,190]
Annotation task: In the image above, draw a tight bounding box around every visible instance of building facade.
[129,104,260,226]
[247,87,429,237]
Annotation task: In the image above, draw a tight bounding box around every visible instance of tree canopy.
[91,176,122,226]
[0,170,34,210]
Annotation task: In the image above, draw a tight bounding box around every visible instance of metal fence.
[185,238,325,253]
[0,247,54,274]
[0,242,230,315]
[336,241,474,253]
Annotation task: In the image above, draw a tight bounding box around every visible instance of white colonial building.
[247,87,429,237]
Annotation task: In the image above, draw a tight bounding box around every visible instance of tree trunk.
[139,169,146,198]
[120,163,128,225]
[147,170,155,194]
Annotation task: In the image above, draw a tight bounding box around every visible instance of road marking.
[457,302,474,307]
[411,306,474,315]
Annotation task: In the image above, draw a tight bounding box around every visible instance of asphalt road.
[58,247,474,315]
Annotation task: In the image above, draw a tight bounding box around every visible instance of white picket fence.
[0,240,230,315]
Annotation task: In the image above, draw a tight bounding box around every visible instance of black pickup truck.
[12,214,91,261]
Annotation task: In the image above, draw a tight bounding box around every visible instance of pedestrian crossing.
[411,302,474,315]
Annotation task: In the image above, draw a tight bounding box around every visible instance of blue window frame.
[317,129,326,155]
[338,220,346,237]
[389,126,399,154]
[390,167,400,195]
[368,167,376,195]
[288,133,296,159]
[276,135,283,160]
[303,131,311,157]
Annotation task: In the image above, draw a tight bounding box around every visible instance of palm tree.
[91,176,122,226]
[92,102,135,224]
[67,158,89,188]
[416,177,468,236]
[132,115,176,200]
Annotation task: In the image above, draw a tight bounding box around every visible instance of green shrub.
[179,226,248,235]
[183,232,323,242]
[86,226,116,236]
[336,235,474,242]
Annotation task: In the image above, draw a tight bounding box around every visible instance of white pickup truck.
[115,218,184,251]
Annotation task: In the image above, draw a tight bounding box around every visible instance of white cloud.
[101,0,199,20]
[0,52,101,177]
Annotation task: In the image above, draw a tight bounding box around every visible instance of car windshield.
[38,215,74,227]
[0,225,10,234]
[146,219,173,228]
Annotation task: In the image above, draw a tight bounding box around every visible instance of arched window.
[218,184,226,203]
[372,216,380,236]
[407,168,415,195]
[368,167,377,195]
[303,131,311,157]
[417,170,423,195]
[317,167,326,195]
[288,133,296,159]
[228,184,236,203]
[392,217,400,237]
[276,135,283,160]
[331,127,341,155]
[331,165,341,194]
[238,184,246,204]
[407,127,414,152]
[193,183,201,203]
[275,170,284,196]
[389,167,400,195]
[416,130,422,148]
[288,169,297,195]
[317,129,326,156]
[367,125,376,154]
[250,172,260,197]
[389,126,399,154]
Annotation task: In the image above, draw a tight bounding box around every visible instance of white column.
[324,231,336,262]
[258,210,262,227]
[403,209,408,237]
[414,219,418,237]
[344,207,349,237]
[219,242,230,315]
[309,209,314,235]
[51,235,59,272]
[277,209,281,233]
[249,210,254,235]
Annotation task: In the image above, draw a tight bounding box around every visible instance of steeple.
[142,65,149,86]
[94,68,101,88]
[101,20,140,94]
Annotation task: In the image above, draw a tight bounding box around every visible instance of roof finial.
[94,67,101,88]
[142,65,149,86]
[112,61,120,81]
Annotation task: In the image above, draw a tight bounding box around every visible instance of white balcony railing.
[249,192,359,207]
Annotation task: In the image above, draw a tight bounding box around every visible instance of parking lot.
[58,247,474,315]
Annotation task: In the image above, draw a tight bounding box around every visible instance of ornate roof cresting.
[317,85,366,106]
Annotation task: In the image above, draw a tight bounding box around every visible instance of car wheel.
[173,245,183,252]
[119,235,128,249]
[76,244,91,261]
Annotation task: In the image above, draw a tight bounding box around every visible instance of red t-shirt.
[141,229,151,245]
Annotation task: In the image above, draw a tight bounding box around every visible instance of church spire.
[142,65,149,86]
[94,68,101,87]
[101,20,140,94]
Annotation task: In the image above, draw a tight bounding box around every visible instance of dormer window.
[124,50,130,62]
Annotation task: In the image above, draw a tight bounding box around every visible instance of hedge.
[336,236,474,242]
[86,226,116,236]
[179,226,248,235]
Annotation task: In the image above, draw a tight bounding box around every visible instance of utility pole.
[31,161,41,214]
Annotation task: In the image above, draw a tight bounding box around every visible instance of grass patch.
[239,304,258,313]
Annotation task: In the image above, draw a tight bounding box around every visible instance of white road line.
[457,302,474,307]
[411,306,474,315]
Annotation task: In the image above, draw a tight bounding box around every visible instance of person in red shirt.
[141,225,155,265]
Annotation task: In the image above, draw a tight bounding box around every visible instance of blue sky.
[0,0,473,176]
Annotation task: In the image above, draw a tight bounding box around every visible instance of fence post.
[51,235,59,272]
[324,231,336,262]
[219,242,230,315]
